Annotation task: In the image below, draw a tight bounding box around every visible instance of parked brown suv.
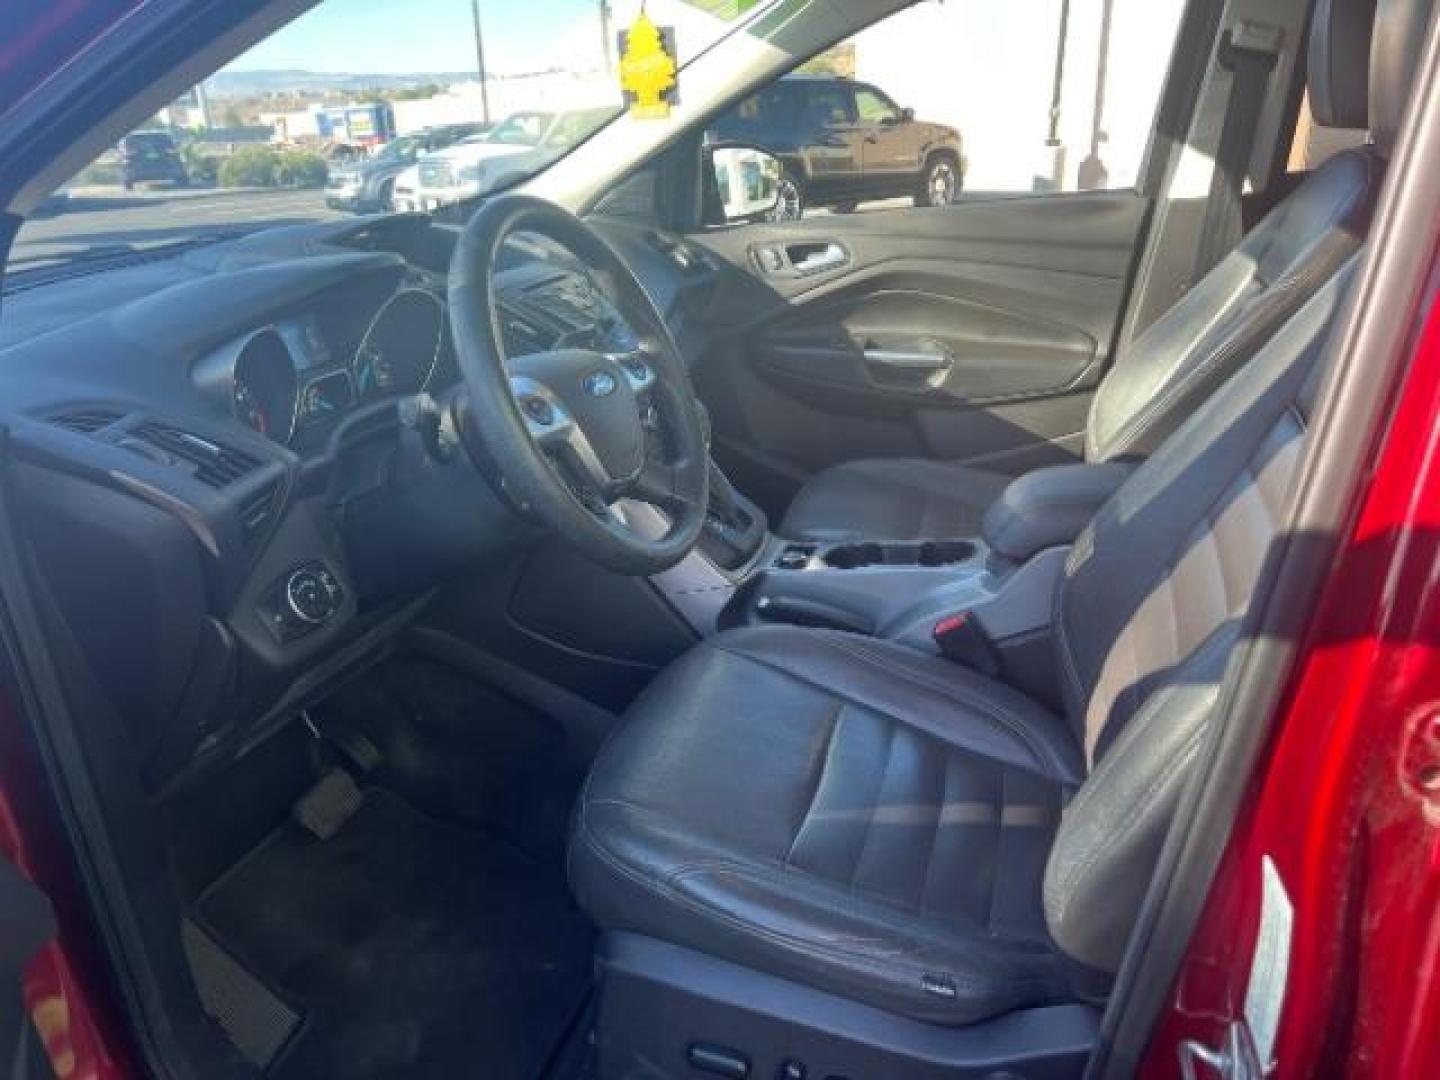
[709,73,964,219]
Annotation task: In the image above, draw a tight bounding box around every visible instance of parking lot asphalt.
[13,187,346,264]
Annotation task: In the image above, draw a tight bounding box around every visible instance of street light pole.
[1046,0,1071,144]
[471,0,492,124]
[1078,0,1115,190]
[599,1,615,75]
[1036,0,1071,192]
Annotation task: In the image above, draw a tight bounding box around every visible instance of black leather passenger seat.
[781,0,1385,544]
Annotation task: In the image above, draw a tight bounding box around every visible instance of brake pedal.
[291,769,363,840]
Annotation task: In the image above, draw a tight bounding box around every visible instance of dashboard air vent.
[131,421,262,488]
[239,481,283,550]
[50,408,123,435]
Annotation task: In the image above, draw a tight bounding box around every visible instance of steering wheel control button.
[264,563,344,642]
[583,370,618,398]
[612,351,656,391]
[520,395,556,426]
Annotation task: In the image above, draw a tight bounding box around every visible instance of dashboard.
[168,225,667,459]
[0,210,723,791]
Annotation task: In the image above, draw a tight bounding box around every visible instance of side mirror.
[703,142,789,225]
[899,107,915,123]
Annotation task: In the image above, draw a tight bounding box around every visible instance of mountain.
[207,70,480,98]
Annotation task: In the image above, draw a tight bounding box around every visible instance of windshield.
[486,113,552,146]
[11,0,757,273]
[372,135,421,163]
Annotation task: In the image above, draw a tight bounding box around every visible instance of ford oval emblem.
[584,371,618,398]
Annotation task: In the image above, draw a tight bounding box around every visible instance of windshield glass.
[486,113,551,146]
[11,0,757,273]
[372,135,421,163]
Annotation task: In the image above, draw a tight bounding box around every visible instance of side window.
[805,85,855,129]
[854,87,900,125]
[709,0,1187,224]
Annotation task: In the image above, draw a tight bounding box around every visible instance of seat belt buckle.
[933,612,1000,676]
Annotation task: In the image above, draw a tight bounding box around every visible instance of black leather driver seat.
[568,257,1356,1024]
[780,0,1383,544]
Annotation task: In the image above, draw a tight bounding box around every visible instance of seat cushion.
[568,625,1085,1025]
[779,458,1012,543]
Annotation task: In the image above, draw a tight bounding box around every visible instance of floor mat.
[194,788,593,1079]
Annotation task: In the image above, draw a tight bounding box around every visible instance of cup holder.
[918,540,977,566]
[822,540,975,570]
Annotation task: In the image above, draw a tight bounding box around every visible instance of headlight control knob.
[285,566,341,625]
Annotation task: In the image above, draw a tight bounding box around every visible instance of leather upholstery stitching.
[573,818,1058,1001]
[813,635,1075,778]
[715,637,1067,780]
[785,699,845,867]
[849,717,900,886]
[986,769,1009,934]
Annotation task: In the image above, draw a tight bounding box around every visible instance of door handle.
[787,242,848,274]
[863,348,953,372]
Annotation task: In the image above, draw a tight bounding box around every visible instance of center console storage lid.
[981,463,1134,563]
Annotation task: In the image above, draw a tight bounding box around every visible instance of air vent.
[131,421,262,488]
[50,408,123,435]
[239,482,283,549]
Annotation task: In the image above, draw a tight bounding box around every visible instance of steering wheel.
[447,195,710,576]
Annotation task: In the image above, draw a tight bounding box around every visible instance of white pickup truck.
[404,108,615,212]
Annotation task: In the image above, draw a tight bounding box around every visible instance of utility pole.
[599,1,615,74]
[1046,0,1070,144]
[471,0,492,124]
[1077,0,1115,190]
[194,80,214,130]
[1036,0,1071,191]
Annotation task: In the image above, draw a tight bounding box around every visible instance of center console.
[720,535,1068,655]
[649,462,1134,673]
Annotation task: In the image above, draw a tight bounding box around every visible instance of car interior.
[0,0,1433,1077]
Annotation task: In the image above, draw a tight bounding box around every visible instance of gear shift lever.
[693,402,768,568]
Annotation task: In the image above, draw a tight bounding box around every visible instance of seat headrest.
[1370,0,1437,154]
[1309,0,1377,128]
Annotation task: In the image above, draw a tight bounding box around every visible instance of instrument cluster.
[199,288,451,449]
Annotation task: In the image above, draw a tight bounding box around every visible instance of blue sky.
[227,0,599,74]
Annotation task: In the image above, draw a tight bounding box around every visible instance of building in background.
[853,0,1186,192]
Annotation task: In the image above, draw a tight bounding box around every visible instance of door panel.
[689,191,1148,515]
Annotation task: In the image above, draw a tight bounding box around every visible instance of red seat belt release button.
[933,612,1000,676]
